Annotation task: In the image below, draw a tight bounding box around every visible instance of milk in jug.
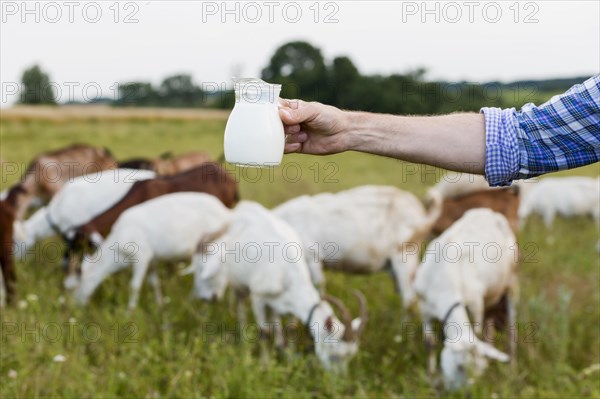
[224,78,285,167]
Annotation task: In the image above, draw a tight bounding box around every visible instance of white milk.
[224,79,285,167]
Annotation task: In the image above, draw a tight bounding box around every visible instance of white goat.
[426,173,490,200]
[192,201,368,371]
[13,169,155,256]
[273,185,441,308]
[518,176,600,228]
[75,192,231,310]
[414,208,517,390]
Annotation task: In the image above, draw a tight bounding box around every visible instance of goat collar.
[305,301,321,333]
[441,301,463,328]
[45,211,68,242]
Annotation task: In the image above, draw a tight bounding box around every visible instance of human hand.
[278,99,350,155]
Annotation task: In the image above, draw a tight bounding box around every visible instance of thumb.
[279,99,315,125]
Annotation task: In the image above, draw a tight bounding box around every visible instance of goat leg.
[148,267,164,307]
[507,295,517,370]
[423,319,438,375]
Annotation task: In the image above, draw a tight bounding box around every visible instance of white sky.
[1,0,599,106]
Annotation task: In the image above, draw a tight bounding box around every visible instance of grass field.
[1,113,599,398]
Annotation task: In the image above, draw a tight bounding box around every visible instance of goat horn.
[322,293,354,341]
[353,290,368,338]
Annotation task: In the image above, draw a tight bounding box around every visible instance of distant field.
[0,105,231,122]
[0,113,599,398]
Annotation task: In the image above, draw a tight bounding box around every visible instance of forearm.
[343,112,486,174]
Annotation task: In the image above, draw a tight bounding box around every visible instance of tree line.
[20,41,590,114]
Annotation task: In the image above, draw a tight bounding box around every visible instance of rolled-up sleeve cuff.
[480,107,521,186]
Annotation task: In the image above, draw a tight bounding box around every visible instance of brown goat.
[73,162,238,245]
[9,144,117,219]
[0,200,16,304]
[431,186,520,236]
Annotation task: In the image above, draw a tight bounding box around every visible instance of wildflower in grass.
[17,300,28,309]
[26,293,38,302]
[8,369,17,379]
[53,354,66,363]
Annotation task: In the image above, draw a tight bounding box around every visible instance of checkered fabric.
[481,75,600,186]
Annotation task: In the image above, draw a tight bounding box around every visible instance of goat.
[119,152,213,175]
[12,169,155,253]
[518,176,600,228]
[7,144,117,220]
[414,208,518,390]
[431,186,520,236]
[75,193,231,310]
[72,163,238,249]
[118,158,156,171]
[192,201,368,371]
[272,185,442,309]
[0,200,16,305]
[12,169,155,290]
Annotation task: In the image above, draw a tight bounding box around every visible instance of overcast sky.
[1,0,599,106]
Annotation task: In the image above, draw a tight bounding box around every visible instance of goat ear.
[476,340,510,362]
[199,254,221,280]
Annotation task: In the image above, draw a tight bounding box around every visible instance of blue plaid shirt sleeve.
[481,75,600,186]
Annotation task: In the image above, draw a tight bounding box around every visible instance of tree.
[261,41,329,102]
[115,82,158,106]
[330,56,360,106]
[20,65,56,104]
[159,74,199,107]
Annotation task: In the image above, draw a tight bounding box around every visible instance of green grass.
[1,118,599,398]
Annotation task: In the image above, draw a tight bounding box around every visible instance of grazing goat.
[0,200,16,305]
[431,186,520,236]
[273,185,442,308]
[414,208,518,390]
[72,163,238,249]
[75,193,231,309]
[192,201,368,371]
[13,169,155,290]
[518,176,600,228]
[119,152,212,175]
[12,169,155,253]
[7,144,117,220]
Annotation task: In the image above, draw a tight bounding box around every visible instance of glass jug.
[224,78,285,167]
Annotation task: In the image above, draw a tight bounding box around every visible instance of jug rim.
[232,77,281,88]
